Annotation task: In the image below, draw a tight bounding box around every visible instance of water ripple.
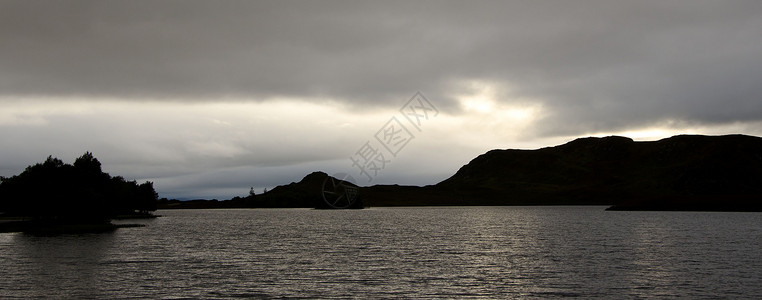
[1,207,762,298]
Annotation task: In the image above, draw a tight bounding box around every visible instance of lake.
[2,207,762,298]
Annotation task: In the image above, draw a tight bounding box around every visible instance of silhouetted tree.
[73,151,102,173]
[135,181,159,213]
[0,153,158,221]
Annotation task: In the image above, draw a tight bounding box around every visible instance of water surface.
[2,207,761,298]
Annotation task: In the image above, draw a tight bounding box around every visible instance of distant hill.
[158,172,363,209]
[160,134,762,211]
[363,134,762,211]
[256,171,362,209]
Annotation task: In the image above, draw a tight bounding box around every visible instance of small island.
[0,152,159,233]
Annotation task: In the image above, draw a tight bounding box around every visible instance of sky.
[2,0,762,199]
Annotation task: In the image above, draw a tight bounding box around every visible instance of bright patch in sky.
[3,92,762,200]
[2,1,762,199]
[457,80,497,114]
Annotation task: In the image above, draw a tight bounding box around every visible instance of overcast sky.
[2,0,762,199]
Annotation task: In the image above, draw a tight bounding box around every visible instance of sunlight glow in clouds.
[2,94,762,199]
[3,1,762,199]
[0,93,551,198]
[586,121,762,142]
[458,80,498,114]
[454,80,544,140]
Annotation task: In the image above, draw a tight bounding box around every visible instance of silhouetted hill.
[157,134,762,211]
[158,172,363,209]
[258,172,345,208]
[363,134,762,210]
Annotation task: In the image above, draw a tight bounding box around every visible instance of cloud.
[2,1,762,198]
[0,96,546,198]
[0,99,369,175]
[3,1,762,130]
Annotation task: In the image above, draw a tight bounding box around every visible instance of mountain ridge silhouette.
[362,134,762,210]
[159,134,762,211]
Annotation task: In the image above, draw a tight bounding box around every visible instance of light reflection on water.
[1,207,762,298]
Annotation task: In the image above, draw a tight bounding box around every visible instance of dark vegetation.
[0,152,158,232]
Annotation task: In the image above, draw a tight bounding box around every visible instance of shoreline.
[0,218,149,234]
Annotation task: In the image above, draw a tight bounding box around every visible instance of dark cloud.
[2,0,761,135]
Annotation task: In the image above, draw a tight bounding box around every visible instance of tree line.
[0,152,157,221]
